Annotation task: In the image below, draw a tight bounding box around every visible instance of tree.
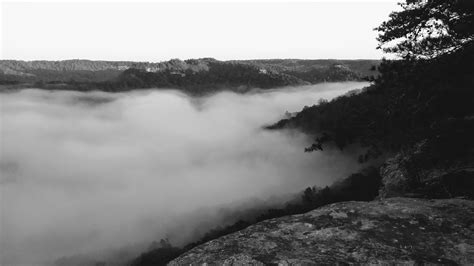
[376,0,474,59]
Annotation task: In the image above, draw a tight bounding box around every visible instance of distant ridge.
[0,58,379,94]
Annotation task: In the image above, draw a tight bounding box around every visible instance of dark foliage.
[376,0,474,59]
[0,77,20,85]
[131,239,182,266]
[388,119,474,199]
[268,41,474,161]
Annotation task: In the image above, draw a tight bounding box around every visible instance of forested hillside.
[0,58,378,94]
[268,0,474,197]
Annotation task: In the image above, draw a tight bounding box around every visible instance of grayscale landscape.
[1,1,473,265]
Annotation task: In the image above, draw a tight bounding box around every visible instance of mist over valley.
[0,82,368,265]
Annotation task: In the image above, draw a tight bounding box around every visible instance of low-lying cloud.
[0,82,368,265]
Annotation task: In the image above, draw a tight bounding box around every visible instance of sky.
[0,0,399,61]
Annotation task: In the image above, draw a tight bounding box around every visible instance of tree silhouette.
[376,0,474,59]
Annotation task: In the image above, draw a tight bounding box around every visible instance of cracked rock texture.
[169,197,474,265]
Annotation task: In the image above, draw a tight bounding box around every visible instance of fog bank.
[0,82,368,265]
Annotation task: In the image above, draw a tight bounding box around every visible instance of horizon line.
[0,57,386,63]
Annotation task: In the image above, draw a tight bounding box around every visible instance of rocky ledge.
[170,197,474,265]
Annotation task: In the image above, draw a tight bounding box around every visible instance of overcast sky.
[1,0,399,62]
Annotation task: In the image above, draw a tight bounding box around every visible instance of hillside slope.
[0,58,378,93]
[169,197,474,265]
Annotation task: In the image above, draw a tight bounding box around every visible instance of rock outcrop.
[170,197,474,265]
[379,139,474,199]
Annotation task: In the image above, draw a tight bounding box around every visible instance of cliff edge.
[169,197,474,265]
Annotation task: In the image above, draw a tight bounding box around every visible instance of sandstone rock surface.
[170,197,474,265]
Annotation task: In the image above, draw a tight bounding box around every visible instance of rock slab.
[170,198,474,265]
